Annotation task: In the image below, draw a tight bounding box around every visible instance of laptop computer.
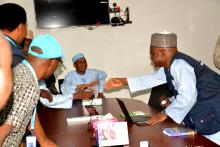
[116,98,150,124]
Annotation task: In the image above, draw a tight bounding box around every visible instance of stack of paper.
[82,99,102,106]
[97,121,129,147]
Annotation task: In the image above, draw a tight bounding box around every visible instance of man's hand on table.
[40,89,53,102]
[147,112,168,125]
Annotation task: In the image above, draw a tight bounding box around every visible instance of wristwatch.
[161,109,167,116]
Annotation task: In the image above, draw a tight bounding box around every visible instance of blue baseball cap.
[29,34,64,59]
[72,52,85,63]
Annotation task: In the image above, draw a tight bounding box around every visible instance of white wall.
[1,0,220,103]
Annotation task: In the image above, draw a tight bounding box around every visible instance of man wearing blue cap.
[61,52,107,99]
[0,34,64,147]
[105,31,220,145]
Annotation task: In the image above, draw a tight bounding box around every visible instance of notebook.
[116,98,150,124]
[163,127,197,137]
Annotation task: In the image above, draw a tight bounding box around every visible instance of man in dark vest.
[0,3,27,67]
[105,31,220,145]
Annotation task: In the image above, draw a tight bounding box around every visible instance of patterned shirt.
[3,64,40,147]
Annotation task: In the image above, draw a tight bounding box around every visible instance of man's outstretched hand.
[104,78,127,90]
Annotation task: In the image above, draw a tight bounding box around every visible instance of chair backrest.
[148,84,171,111]
[45,74,59,95]
[58,79,64,94]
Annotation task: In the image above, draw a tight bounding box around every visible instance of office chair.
[45,74,59,95]
[58,79,64,94]
[148,84,171,111]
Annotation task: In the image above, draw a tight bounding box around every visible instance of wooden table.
[38,98,218,147]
